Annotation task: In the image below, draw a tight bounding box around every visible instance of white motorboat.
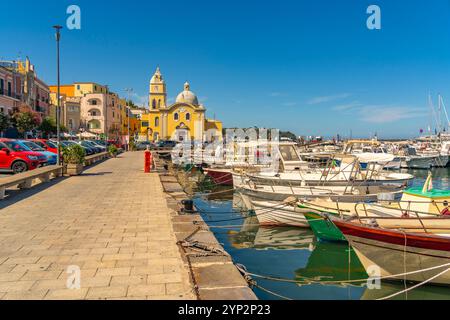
[234,156,414,189]
[249,199,310,228]
[343,139,401,170]
[236,181,402,203]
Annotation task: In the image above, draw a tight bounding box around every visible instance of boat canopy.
[403,187,450,199]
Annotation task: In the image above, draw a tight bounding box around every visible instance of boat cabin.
[277,142,309,171]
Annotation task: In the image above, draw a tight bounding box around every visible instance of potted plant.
[62,144,85,175]
[108,144,118,158]
[129,140,136,151]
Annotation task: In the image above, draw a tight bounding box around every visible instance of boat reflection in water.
[294,241,367,286]
[229,219,315,251]
[196,192,450,299]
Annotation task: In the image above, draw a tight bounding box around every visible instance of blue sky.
[2,0,450,138]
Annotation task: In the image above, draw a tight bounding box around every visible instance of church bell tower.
[149,67,167,110]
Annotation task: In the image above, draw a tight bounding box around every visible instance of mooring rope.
[235,261,450,286]
[376,267,450,300]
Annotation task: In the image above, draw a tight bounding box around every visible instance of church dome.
[175,82,199,106]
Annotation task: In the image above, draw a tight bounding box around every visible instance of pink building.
[0,65,22,116]
[80,92,122,139]
[0,58,50,118]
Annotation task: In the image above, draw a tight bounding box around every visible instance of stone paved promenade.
[0,151,195,300]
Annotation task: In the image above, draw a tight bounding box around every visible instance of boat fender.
[368,218,379,227]
[441,201,450,216]
[283,196,297,205]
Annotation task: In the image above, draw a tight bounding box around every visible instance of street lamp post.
[125,88,133,151]
[105,85,109,143]
[53,25,62,165]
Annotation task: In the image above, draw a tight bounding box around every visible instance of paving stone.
[0,152,196,300]
[86,286,128,299]
[127,284,165,297]
[45,288,88,300]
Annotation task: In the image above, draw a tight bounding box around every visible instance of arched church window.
[152,99,156,109]
[158,99,161,108]
[185,113,190,121]
[155,117,159,127]
[174,113,179,121]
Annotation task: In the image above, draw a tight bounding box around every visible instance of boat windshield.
[279,145,301,161]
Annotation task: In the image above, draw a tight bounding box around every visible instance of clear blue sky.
[2,0,450,138]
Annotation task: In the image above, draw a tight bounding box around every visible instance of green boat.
[299,207,346,242]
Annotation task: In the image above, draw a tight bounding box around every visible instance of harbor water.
[193,168,450,300]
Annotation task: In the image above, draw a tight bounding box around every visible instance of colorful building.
[49,93,81,134]
[0,58,50,118]
[0,65,22,116]
[49,82,123,140]
[140,67,222,142]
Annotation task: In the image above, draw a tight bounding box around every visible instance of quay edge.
[153,153,258,300]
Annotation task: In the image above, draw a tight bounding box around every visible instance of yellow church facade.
[140,67,222,142]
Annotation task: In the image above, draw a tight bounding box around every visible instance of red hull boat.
[203,168,233,186]
[333,218,450,286]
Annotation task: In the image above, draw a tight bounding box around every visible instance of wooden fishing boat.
[332,217,450,286]
[297,184,450,242]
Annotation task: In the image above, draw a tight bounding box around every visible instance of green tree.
[38,117,57,138]
[0,113,10,134]
[14,112,40,137]
[280,131,298,141]
[127,99,137,107]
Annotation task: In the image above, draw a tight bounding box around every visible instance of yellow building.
[119,97,141,138]
[140,67,222,142]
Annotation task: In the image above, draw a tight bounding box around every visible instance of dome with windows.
[175,82,199,106]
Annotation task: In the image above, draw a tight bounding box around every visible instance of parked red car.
[0,139,48,173]
[27,139,58,154]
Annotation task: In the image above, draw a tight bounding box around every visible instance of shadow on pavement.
[0,176,70,210]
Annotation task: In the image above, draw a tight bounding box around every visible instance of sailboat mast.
[440,95,450,132]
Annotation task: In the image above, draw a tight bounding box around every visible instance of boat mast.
[428,93,439,138]
[439,95,450,133]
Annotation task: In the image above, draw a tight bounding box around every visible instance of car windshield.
[46,141,57,148]
[22,141,45,151]
[33,141,46,148]
[4,141,29,152]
